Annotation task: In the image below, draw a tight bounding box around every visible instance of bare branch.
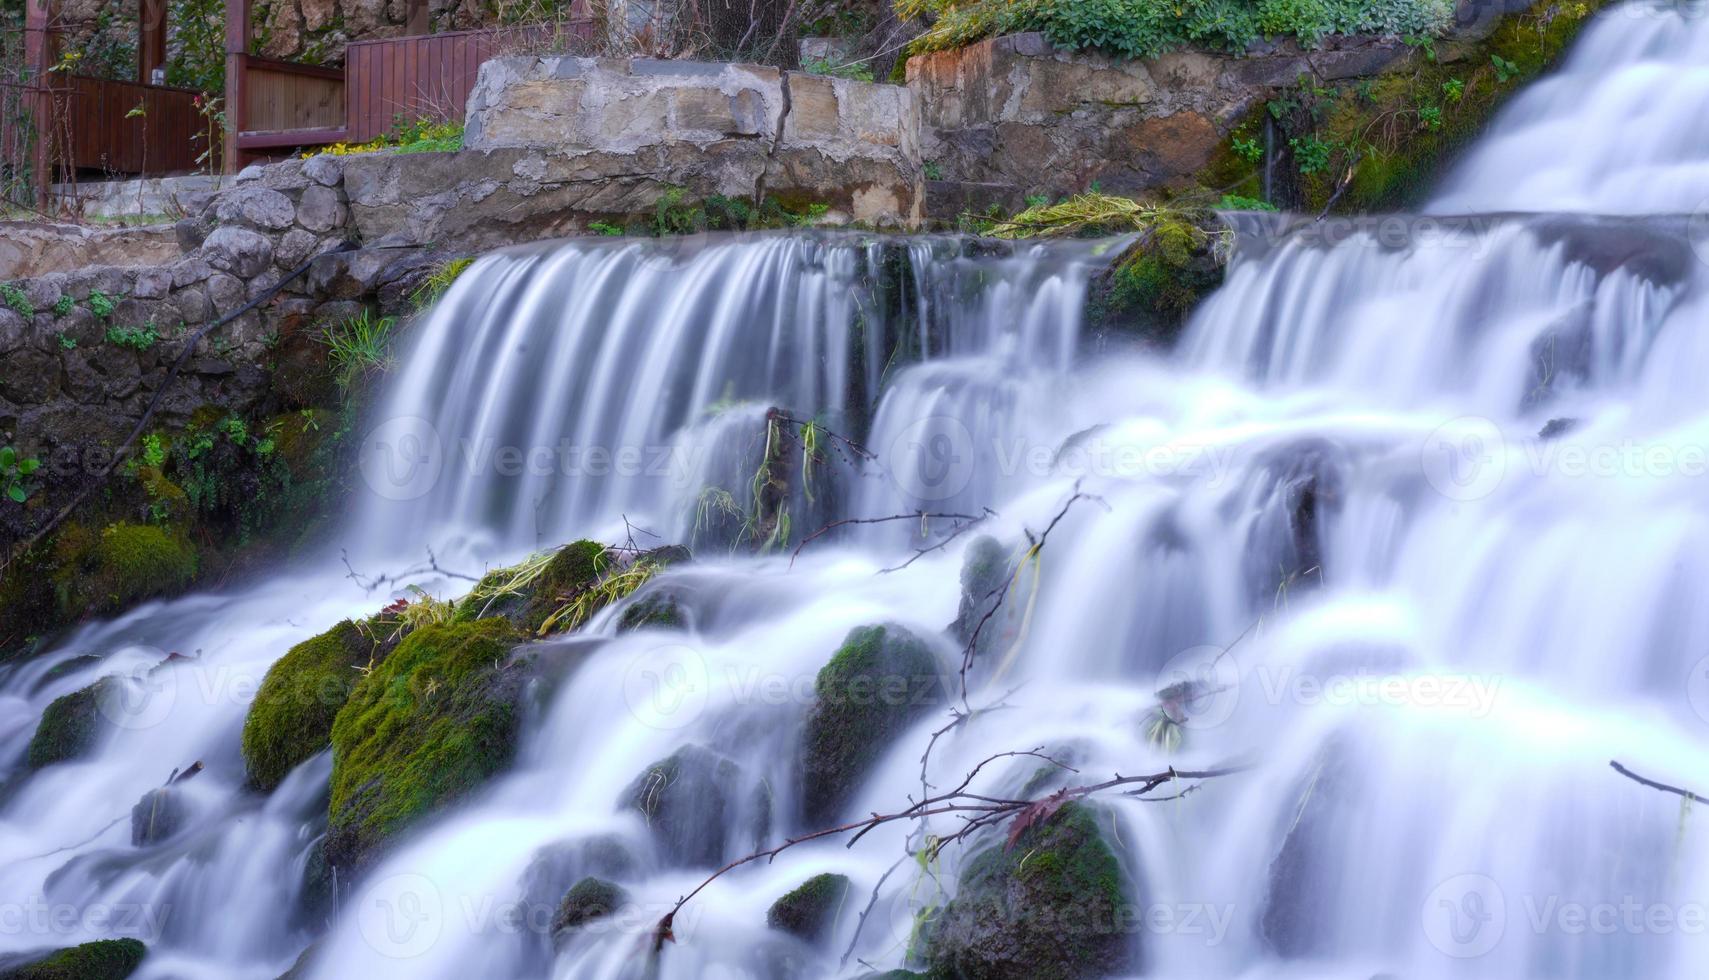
[1611,760,1705,803]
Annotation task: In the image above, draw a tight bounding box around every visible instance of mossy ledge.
[324,617,525,873]
[801,623,946,826]
[924,803,1132,980]
[241,618,397,792]
[767,872,852,942]
[0,938,147,980]
[25,677,117,769]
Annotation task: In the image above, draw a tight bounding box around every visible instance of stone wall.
[904,32,1412,200]
[902,0,1547,203]
[463,56,923,228]
[0,223,183,280]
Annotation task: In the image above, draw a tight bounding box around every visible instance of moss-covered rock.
[551,877,629,938]
[616,591,687,632]
[621,745,748,868]
[49,523,198,619]
[324,618,525,873]
[0,938,146,980]
[25,677,116,768]
[455,540,608,633]
[924,803,1132,980]
[801,623,946,825]
[951,536,1011,651]
[130,786,185,846]
[766,872,851,942]
[242,619,390,792]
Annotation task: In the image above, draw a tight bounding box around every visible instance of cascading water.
[5,3,1709,978]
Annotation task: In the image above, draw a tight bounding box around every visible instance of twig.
[958,482,1107,703]
[838,853,908,968]
[879,508,997,574]
[789,511,985,568]
[341,546,478,594]
[1611,761,1705,804]
[651,753,1247,952]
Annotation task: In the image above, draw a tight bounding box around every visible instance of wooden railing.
[61,75,203,174]
[226,14,597,169]
[3,0,207,209]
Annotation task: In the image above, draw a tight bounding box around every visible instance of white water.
[5,3,1709,978]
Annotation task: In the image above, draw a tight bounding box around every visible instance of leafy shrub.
[319,309,397,389]
[2,444,42,503]
[900,0,1455,59]
[105,322,161,350]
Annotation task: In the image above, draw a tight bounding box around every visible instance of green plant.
[898,0,1456,60]
[319,309,397,389]
[1418,104,1443,131]
[1289,135,1335,175]
[802,55,874,82]
[140,433,167,468]
[1218,193,1278,212]
[1,445,41,503]
[1,282,33,319]
[1442,77,1465,102]
[55,332,76,350]
[1492,53,1521,83]
[87,291,117,319]
[1232,136,1264,163]
[52,295,73,316]
[411,257,476,309]
[588,221,625,236]
[105,321,161,350]
[924,160,944,180]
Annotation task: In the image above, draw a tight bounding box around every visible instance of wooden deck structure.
[224,0,597,171]
[2,0,594,207]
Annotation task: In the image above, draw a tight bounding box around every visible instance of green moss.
[325,618,524,872]
[925,803,1129,980]
[1286,1,1611,213]
[0,938,146,980]
[50,523,198,619]
[616,592,685,632]
[767,872,852,941]
[456,540,609,632]
[552,877,629,936]
[802,624,945,825]
[242,619,388,791]
[25,677,115,768]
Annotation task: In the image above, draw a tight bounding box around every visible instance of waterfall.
[5,2,1709,979]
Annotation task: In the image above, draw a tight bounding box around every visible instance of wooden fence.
[228,15,598,168]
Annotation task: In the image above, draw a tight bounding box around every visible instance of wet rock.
[202,226,276,279]
[242,619,391,792]
[801,623,946,825]
[0,938,146,979]
[766,872,851,942]
[552,877,629,938]
[620,745,746,867]
[951,535,1011,649]
[1539,417,1579,440]
[324,618,528,874]
[925,803,1133,980]
[25,676,116,768]
[215,186,297,232]
[130,787,184,846]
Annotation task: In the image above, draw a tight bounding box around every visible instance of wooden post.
[223,0,249,173]
[23,0,52,210]
[138,0,167,85]
[406,0,429,36]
